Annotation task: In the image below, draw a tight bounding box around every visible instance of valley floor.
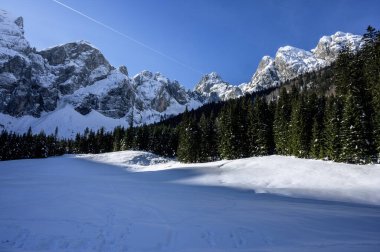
[0,152,380,251]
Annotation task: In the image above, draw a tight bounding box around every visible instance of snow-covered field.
[1,152,380,251]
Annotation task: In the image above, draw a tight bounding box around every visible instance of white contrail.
[51,0,203,75]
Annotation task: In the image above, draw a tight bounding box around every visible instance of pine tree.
[121,127,135,151]
[34,131,47,158]
[248,97,274,156]
[247,100,258,155]
[274,87,292,155]
[310,96,326,159]
[133,125,149,151]
[217,102,242,159]
[235,98,250,157]
[198,114,210,162]
[323,96,343,161]
[289,93,310,157]
[112,126,124,151]
[177,113,199,163]
[341,94,369,163]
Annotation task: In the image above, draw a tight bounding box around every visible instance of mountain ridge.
[0,9,363,137]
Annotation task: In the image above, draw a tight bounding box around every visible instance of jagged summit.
[0,10,29,51]
[312,31,363,61]
[195,72,223,93]
[195,72,242,102]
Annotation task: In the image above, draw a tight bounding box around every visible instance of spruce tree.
[289,94,310,157]
[217,104,234,159]
[198,113,216,162]
[249,97,274,156]
[121,127,135,151]
[112,126,124,151]
[177,110,200,162]
[323,96,343,161]
[341,94,369,163]
[310,96,326,159]
[217,101,245,159]
[247,101,258,155]
[274,87,292,155]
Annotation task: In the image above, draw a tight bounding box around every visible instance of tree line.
[1,26,379,164]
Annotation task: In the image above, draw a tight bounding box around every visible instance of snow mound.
[82,151,380,206]
[79,151,172,168]
[193,155,380,206]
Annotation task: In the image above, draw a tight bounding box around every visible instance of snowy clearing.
[1,152,380,251]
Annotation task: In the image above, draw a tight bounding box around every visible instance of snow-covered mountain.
[194,72,242,102]
[240,32,363,93]
[0,10,202,137]
[0,9,364,137]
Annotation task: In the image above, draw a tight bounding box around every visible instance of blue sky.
[2,0,380,88]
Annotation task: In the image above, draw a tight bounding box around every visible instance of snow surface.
[1,152,380,251]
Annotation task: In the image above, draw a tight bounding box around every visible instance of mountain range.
[0,10,364,138]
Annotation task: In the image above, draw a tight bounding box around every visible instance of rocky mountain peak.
[195,72,224,93]
[0,10,29,51]
[312,31,363,61]
[203,72,222,81]
[240,55,280,93]
[258,56,274,69]
[39,41,109,67]
[118,65,128,76]
[241,31,363,93]
[14,16,23,30]
[276,46,314,61]
[195,72,242,102]
[37,41,113,95]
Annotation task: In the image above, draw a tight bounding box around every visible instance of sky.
[2,0,380,89]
